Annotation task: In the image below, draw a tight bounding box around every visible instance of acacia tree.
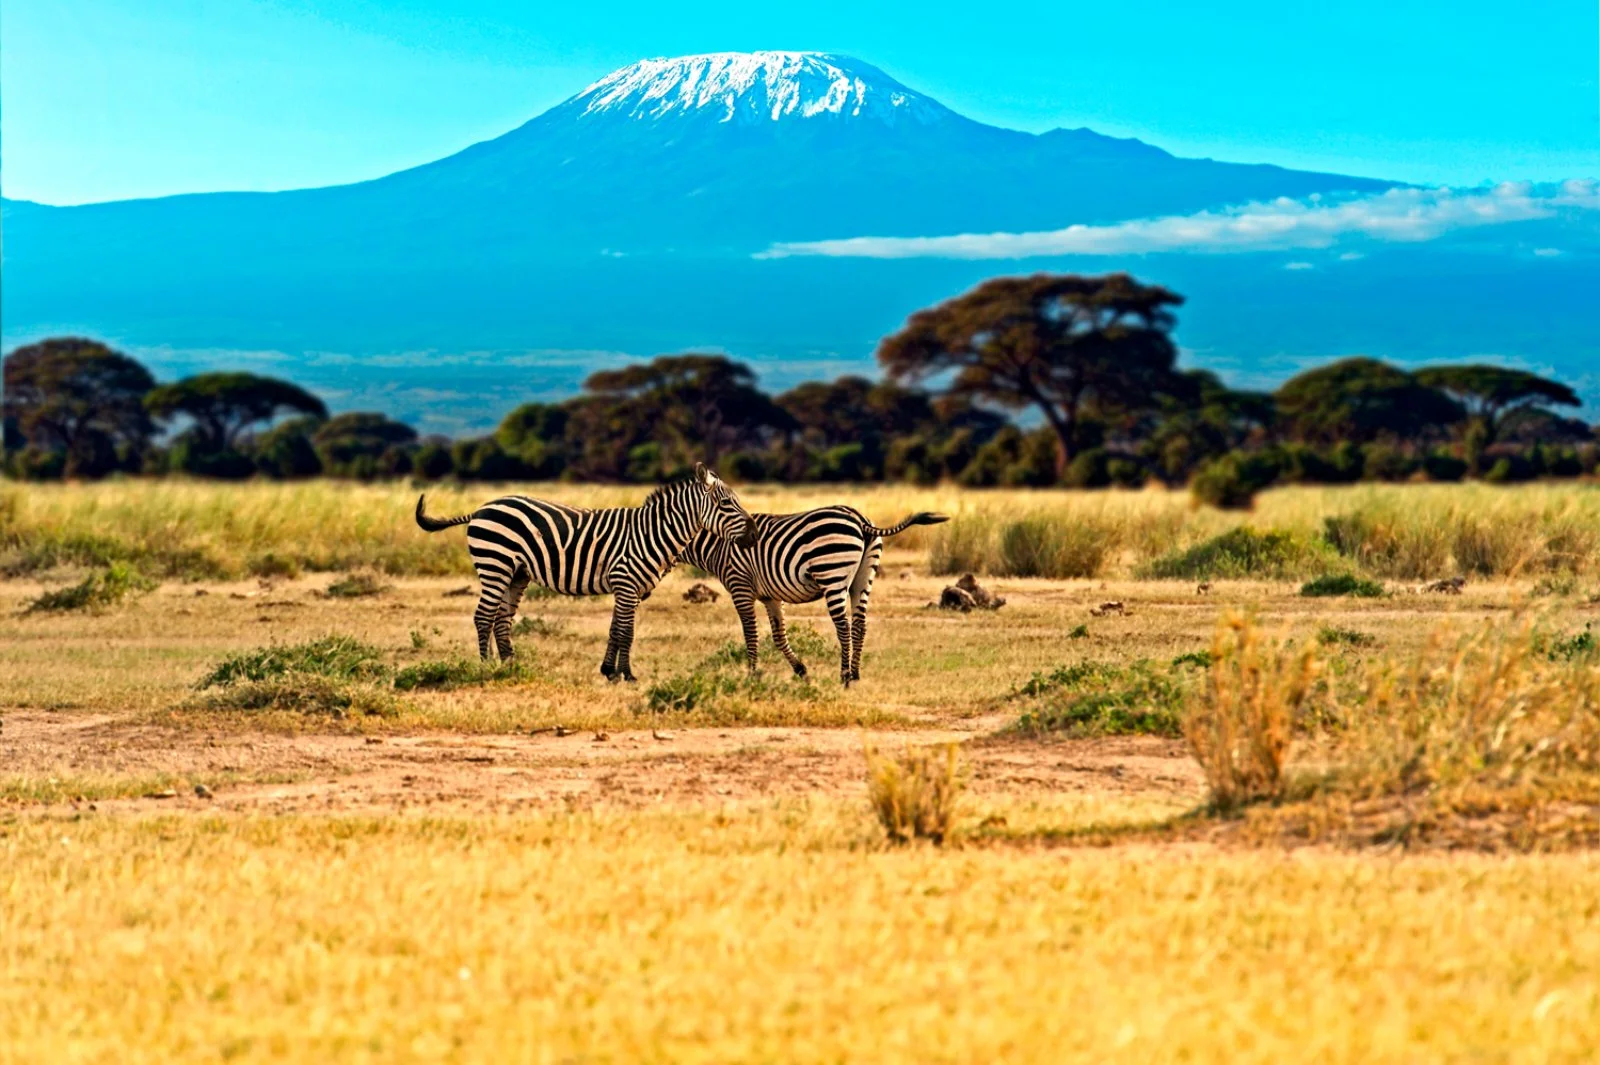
[581,355,794,469]
[1275,358,1462,446]
[1414,364,1581,469]
[2,337,156,477]
[143,372,328,452]
[876,273,1185,475]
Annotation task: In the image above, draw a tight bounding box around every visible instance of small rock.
[443,585,474,598]
[682,582,720,604]
[554,725,576,737]
[652,729,673,742]
[193,784,214,799]
[1196,582,1214,595]
[1090,601,1128,617]
[1420,576,1466,595]
[592,731,610,743]
[145,789,178,800]
[364,736,384,744]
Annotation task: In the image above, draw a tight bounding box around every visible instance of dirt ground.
[0,708,1201,814]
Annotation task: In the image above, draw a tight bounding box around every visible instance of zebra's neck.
[633,484,701,570]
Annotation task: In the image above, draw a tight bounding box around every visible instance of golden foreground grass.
[7,481,1600,1060]
[6,809,1600,1064]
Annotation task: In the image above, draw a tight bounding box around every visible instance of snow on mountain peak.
[572,51,953,126]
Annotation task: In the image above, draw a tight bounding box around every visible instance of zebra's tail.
[415,494,473,533]
[865,511,951,539]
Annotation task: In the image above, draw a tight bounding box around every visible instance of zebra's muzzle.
[736,525,758,549]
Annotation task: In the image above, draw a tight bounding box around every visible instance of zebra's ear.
[694,462,710,485]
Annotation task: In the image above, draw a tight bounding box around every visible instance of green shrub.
[1141,526,1329,580]
[325,572,388,598]
[1543,626,1596,662]
[188,674,401,718]
[198,635,390,689]
[1316,625,1378,648]
[1013,660,1186,736]
[1423,451,1469,482]
[1300,574,1385,598]
[22,562,155,614]
[1190,451,1281,510]
[510,615,565,637]
[392,658,538,692]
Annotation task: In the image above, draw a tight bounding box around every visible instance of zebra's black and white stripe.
[681,506,949,686]
[416,464,755,682]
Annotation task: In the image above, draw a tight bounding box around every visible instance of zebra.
[680,506,949,686]
[415,463,756,682]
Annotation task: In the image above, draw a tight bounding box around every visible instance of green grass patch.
[1139,526,1333,581]
[186,674,403,718]
[1317,625,1378,649]
[21,562,156,614]
[324,572,388,598]
[1300,573,1385,598]
[510,615,566,637]
[197,635,390,689]
[392,657,540,692]
[1543,626,1597,662]
[1011,660,1187,737]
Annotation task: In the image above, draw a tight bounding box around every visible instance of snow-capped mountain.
[6,51,1591,430]
[571,51,952,126]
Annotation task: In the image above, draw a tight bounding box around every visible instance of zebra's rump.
[685,506,878,603]
[467,496,624,596]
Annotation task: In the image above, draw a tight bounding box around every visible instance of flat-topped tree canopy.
[877,272,1186,473]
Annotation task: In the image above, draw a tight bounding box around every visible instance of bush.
[188,674,401,718]
[392,658,538,692]
[1059,447,1110,489]
[1423,451,1469,482]
[412,442,454,480]
[1183,615,1319,811]
[1141,527,1328,580]
[996,516,1111,579]
[864,744,964,846]
[22,562,155,614]
[1362,444,1419,482]
[1191,451,1281,510]
[1317,626,1378,649]
[1014,660,1186,736]
[197,635,390,689]
[325,572,388,598]
[1300,573,1385,598]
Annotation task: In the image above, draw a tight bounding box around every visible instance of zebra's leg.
[764,599,807,678]
[604,585,642,683]
[729,580,761,674]
[847,540,884,682]
[822,586,855,687]
[472,590,500,661]
[494,566,532,661]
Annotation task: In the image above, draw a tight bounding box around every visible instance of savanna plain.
[5,479,1600,1062]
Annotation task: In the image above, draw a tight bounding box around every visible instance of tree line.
[4,273,1593,500]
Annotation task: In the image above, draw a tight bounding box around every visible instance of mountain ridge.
[5,50,1592,431]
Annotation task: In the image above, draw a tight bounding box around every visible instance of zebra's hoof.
[848,669,861,682]
[600,662,615,679]
[621,672,637,684]
[792,662,808,678]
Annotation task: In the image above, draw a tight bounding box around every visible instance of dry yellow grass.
[7,480,1600,1060]
[3,807,1599,1064]
[8,478,1600,580]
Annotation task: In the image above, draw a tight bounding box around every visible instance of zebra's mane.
[641,472,700,508]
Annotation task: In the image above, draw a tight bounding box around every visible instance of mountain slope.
[6,50,1593,432]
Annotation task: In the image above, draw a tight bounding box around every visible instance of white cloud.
[1534,247,1564,257]
[1339,251,1366,261]
[759,180,1600,260]
[1284,261,1315,270]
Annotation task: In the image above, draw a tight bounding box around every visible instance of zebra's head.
[693,463,758,549]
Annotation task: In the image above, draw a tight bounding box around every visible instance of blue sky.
[4,0,1597,205]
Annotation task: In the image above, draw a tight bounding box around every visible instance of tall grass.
[7,479,1600,581]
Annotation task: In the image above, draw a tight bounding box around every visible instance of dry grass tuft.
[1183,614,1320,812]
[865,743,965,845]
[21,562,155,614]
